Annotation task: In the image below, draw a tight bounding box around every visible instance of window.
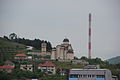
[51,69,53,71]
[97,75,105,78]
[83,75,87,78]
[92,75,95,77]
[79,75,82,77]
[70,74,78,78]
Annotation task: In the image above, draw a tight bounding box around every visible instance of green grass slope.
[0,37,26,64]
[53,61,84,69]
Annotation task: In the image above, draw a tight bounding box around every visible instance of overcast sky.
[0,0,120,60]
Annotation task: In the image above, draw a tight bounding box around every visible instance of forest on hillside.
[3,33,52,52]
[0,33,52,64]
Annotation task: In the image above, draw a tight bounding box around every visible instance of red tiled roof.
[39,61,55,67]
[15,54,27,57]
[0,66,14,69]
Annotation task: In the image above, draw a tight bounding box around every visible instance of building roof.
[0,65,14,69]
[15,54,27,57]
[63,38,69,42]
[84,65,100,69]
[4,60,14,65]
[39,61,55,67]
[70,68,108,71]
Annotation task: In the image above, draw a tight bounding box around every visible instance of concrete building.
[51,38,74,60]
[112,76,118,80]
[20,64,33,72]
[38,61,56,74]
[84,65,100,69]
[69,69,112,80]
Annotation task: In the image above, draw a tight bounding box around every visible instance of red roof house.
[15,54,27,57]
[39,61,55,67]
[0,65,14,73]
[38,61,56,74]
[14,54,28,61]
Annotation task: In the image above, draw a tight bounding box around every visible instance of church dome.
[63,38,69,42]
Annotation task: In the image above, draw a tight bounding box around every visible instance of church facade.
[51,38,74,60]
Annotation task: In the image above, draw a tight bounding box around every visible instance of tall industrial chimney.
[88,13,91,59]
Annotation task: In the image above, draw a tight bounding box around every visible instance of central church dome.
[63,38,69,42]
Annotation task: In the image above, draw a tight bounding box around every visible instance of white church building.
[51,38,74,60]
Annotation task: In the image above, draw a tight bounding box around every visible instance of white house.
[38,61,56,74]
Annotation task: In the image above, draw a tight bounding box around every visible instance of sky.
[0,0,120,60]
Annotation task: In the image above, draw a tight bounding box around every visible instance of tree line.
[3,33,52,52]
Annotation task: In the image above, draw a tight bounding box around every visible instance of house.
[112,76,118,80]
[4,60,15,68]
[14,54,28,61]
[84,65,100,69]
[20,64,33,72]
[38,61,56,74]
[60,70,66,75]
[27,56,32,60]
[0,60,15,73]
[0,65,14,73]
[26,79,38,80]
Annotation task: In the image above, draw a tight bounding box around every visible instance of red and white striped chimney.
[88,13,91,59]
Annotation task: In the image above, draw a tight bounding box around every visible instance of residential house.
[84,65,100,69]
[38,61,56,74]
[4,60,15,68]
[14,54,28,61]
[20,64,33,72]
[60,70,66,75]
[0,66,14,73]
[0,60,15,73]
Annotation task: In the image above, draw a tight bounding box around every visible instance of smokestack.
[88,13,91,59]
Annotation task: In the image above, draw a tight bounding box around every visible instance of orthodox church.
[51,38,74,60]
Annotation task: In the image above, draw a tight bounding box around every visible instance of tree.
[74,56,78,60]
[9,33,17,40]
[3,36,9,40]
[56,68,61,75]
[81,56,88,60]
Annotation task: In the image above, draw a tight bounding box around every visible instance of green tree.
[9,33,17,40]
[81,56,88,60]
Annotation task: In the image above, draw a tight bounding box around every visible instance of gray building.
[69,69,112,80]
[84,65,100,69]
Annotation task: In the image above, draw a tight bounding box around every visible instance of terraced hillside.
[0,37,26,64]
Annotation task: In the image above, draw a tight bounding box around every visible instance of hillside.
[0,37,26,64]
[53,61,84,69]
[107,56,120,64]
